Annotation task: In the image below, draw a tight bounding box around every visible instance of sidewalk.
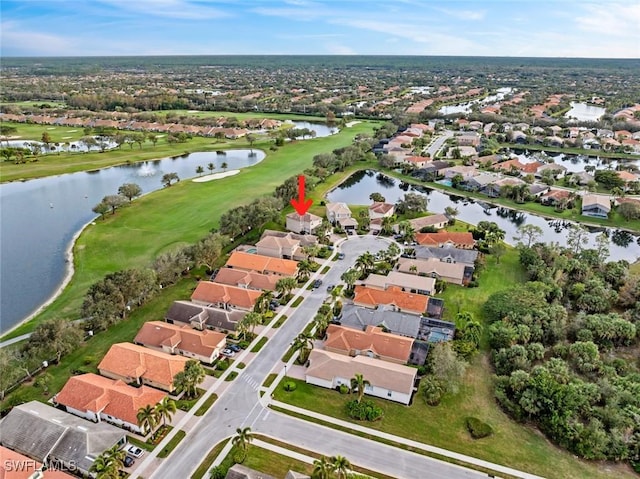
[268,400,544,479]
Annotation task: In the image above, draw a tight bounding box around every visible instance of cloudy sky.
[1,0,639,58]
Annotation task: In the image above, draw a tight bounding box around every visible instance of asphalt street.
[141,236,490,479]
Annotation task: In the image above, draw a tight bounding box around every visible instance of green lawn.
[157,429,186,458]
[191,439,229,479]
[194,393,218,417]
[273,372,635,479]
[241,445,314,478]
[250,337,268,353]
[1,120,378,341]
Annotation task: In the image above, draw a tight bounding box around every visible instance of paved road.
[138,236,518,479]
[424,130,453,158]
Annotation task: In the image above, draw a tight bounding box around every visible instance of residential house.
[571,171,595,186]
[338,305,422,338]
[285,212,322,234]
[413,245,478,267]
[225,251,298,277]
[53,374,167,435]
[405,213,450,231]
[440,165,478,180]
[484,177,526,197]
[411,161,451,180]
[368,202,395,220]
[360,271,435,296]
[191,281,262,311]
[165,300,244,332]
[324,324,414,364]
[455,132,480,147]
[0,401,126,477]
[213,268,279,291]
[540,188,572,206]
[536,163,567,179]
[98,342,189,392]
[618,170,639,186]
[0,446,75,479]
[414,231,476,249]
[325,202,353,224]
[305,349,417,405]
[581,194,611,218]
[255,235,301,260]
[397,257,473,286]
[529,183,550,197]
[134,321,226,364]
[402,156,430,168]
[461,173,499,192]
[353,285,428,315]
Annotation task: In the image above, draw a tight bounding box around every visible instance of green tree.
[241,311,263,336]
[341,268,360,292]
[312,456,334,479]
[292,332,314,364]
[102,194,127,214]
[369,192,386,202]
[25,319,83,363]
[514,224,543,248]
[137,404,159,435]
[173,360,205,399]
[92,201,110,219]
[430,342,467,394]
[161,172,179,187]
[41,132,52,150]
[331,455,351,479]
[117,183,142,201]
[196,165,205,176]
[207,162,215,174]
[221,161,228,172]
[276,276,297,298]
[232,426,253,462]
[567,224,589,254]
[421,378,444,406]
[350,373,371,404]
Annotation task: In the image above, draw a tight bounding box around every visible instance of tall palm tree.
[154,397,177,427]
[350,373,371,404]
[254,290,274,314]
[292,332,314,364]
[297,260,313,282]
[137,404,159,435]
[381,215,396,235]
[89,454,117,478]
[312,456,334,479]
[355,252,375,274]
[207,162,215,174]
[276,277,297,298]
[104,444,126,470]
[232,426,254,453]
[340,268,360,292]
[242,311,262,336]
[331,455,352,479]
[221,161,228,172]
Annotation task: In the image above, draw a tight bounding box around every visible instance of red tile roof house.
[353,285,428,315]
[191,281,262,311]
[53,373,167,435]
[305,349,417,405]
[324,324,414,364]
[539,188,572,206]
[415,232,476,249]
[98,343,189,393]
[0,446,75,479]
[213,267,279,291]
[134,321,227,365]
[225,251,299,277]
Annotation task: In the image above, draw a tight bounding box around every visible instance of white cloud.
[575,2,640,39]
[0,21,73,56]
[324,42,356,55]
[435,7,486,21]
[97,0,230,20]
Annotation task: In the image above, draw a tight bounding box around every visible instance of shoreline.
[192,169,240,182]
[0,217,94,340]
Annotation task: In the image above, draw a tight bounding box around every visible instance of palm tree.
[350,373,371,404]
[341,268,360,292]
[154,397,177,427]
[221,161,228,172]
[137,404,159,435]
[315,220,332,244]
[173,360,206,399]
[312,456,334,479]
[196,165,204,176]
[444,206,459,223]
[302,244,320,259]
[462,320,483,348]
[254,290,274,314]
[105,444,126,470]
[297,260,313,282]
[409,264,418,274]
[355,252,375,274]
[242,311,262,336]
[207,162,215,174]
[89,454,118,478]
[331,455,352,479]
[232,426,254,453]
[292,332,314,364]
[276,277,297,298]
[381,215,396,235]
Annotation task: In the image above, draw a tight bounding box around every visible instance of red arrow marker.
[290,175,313,215]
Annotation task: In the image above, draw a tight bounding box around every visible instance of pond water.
[326,170,640,262]
[4,136,118,154]
[288,121,338,137]
[0,149,265,333]
[438,88,513,115]
[511,150,638,173]
[564,102,606,122]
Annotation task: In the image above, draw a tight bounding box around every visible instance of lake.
[511,150,638,173]
[326,170,640,262]
[438,88,513,115]
[0,149,265,333]
[564,102,606,122]
[0,121,336,333]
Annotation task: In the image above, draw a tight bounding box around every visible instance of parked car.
[326,284,335,292]
[228,344,241,353]
[221,348,236,357]
[126,446,144,459]
[337,253,345,260]
[124,456,135,468]
[313,279,322,289]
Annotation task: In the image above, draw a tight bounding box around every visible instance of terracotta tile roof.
[353,285,428,315]
[213,268,279,291]
[1,446,76,479]
[368,202,395,215]
[226,251,298,276]
[134,321,226,358]
[324,324,414,363]
[306,349,416,395]
[541,189,571,201]
[54,373,166,426]
[618,170,638,182]
[98,343,189,388]
[415,231,475,247]
[191,281,262,309]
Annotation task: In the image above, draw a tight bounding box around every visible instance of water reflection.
[326,170,639,263]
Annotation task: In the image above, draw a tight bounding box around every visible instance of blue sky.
[1,0,639,58]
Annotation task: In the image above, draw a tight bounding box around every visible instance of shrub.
[346,399,383,421]
[283,381,297,392]
[421,378,443,406]
[338,384,349,395]
[216,360,229,371]
[465,417,493,439]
